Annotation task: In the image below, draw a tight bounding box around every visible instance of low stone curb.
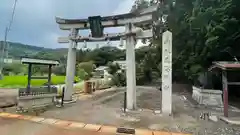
[219,116,240,125]
[0,112,191,135]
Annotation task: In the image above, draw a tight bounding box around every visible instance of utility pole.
[0,0,18,79]
[0,28,8,80]
[0,41,3,79]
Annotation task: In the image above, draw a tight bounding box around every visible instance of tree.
[52,65,66,75]
[107,62,126,87]
[130,0,240,85]
[76,46,125,67]
[131,0,150,12]
[77,61,95,74]
[148,0,240,84]
[107,62,121,75]
[2,63,24,75]
[111,71,126,87]
[130,0,163,85]
[77,68,88,80]
[76,61,96,80]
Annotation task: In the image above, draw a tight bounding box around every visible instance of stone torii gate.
[55,5,172,114]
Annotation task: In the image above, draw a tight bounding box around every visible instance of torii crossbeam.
[55,5,157,110]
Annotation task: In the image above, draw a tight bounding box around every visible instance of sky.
[0,0,149,49]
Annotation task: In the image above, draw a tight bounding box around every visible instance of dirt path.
[40,87,126,126]
[0,88,18,108]
[40,86,240,134]
[40,87,198,132]
[3,85,240,134]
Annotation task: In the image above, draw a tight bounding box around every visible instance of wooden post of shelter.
[209,61,240,117]
[21,57,59,95]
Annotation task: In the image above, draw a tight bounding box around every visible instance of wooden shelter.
[209,61,240,117]
[21,57,59,94]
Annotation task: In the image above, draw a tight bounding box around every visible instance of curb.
[0,112,191,135]
[219,116,240,125]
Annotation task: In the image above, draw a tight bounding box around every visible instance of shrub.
[110,70,126,87]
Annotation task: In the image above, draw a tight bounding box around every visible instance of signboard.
[88,16,103,38]
[161,30,172,115]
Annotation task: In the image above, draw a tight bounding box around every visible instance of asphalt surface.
[0,117,113,135]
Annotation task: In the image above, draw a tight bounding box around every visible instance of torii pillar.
[64,28,78,101]
[55,5,157,104]
[125,23,137,110]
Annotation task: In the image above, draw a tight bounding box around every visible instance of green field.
[0,76,80,88]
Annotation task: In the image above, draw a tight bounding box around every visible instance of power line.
[1,0,18,58]
[5,0,18,58]
[0,0,18,78]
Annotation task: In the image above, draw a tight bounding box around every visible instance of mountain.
[0,41,51,58]
[0,41,68,60]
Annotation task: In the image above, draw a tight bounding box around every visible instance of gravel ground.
[101,86,240,135]
[171,84,240,135]
[5,85,240,135]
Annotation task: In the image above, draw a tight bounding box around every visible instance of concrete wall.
[192,86,223,106]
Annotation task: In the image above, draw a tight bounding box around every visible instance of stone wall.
[17,87,58,111]
[17,93,57,110]
[192,86,223,106]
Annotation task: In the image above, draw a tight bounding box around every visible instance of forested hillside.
[0,41,53,58]
[132,0,240,85]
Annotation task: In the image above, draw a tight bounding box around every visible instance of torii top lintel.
[55,5,158,30]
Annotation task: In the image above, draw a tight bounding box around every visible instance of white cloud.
[0,0,122,48]
[1,0,150,49]
[105,0,135,33]
[113,0,135,14]
[108,0,150,49]
[43,32,62,48]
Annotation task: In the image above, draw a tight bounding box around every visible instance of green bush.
[110,70,126,87]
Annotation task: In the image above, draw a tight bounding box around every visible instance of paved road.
[0,117,113,135]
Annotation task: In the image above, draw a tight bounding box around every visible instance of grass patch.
[0,76,80,88]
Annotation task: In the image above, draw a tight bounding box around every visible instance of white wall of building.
[3,58,13,64]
